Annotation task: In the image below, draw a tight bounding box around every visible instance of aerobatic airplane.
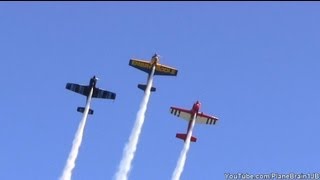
[129,53,178,92]
[65,76,116,115]
[170,101,218,142]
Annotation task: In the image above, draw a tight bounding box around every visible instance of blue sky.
[1,2,320,180]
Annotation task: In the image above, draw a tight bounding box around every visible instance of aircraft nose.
[154,53,161,58]
[152,53,157,58]
[93,76,99,81]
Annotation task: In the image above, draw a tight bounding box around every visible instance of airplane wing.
[129,59,152,74]
[170,107,192,121]
[66,83,90,96]
[170,106,218,125]
[155,64,178,76]
[196,112,218,125]
[92,88,116,100]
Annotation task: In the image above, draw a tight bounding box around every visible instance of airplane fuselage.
[151,57,159,66]
[149,56,159,75]
[89,76,97,88]
[186,101,201,136]
[85,76,98,101]
[191,101,201,114]
[146,64,156,84]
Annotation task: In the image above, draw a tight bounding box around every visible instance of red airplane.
[170,101,218,142]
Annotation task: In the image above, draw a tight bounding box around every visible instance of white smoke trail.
[60,87,94,180]
[171,115,197,180]
[114,66,155,180]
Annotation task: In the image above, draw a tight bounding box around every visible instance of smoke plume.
[171,115,196,180]
[114,67,155,180]
[60,88,93,180]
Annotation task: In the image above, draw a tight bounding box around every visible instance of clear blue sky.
[1,2,320,180]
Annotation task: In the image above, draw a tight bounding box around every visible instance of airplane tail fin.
[138,84,156,92]
[77,107,94,115]
[176,133,197,142]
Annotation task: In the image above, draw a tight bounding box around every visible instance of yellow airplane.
[129,53,178,92]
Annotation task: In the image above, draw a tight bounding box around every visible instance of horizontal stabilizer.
[77,107,94,115]
[138,84,156,92]
[176,133,197,142]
